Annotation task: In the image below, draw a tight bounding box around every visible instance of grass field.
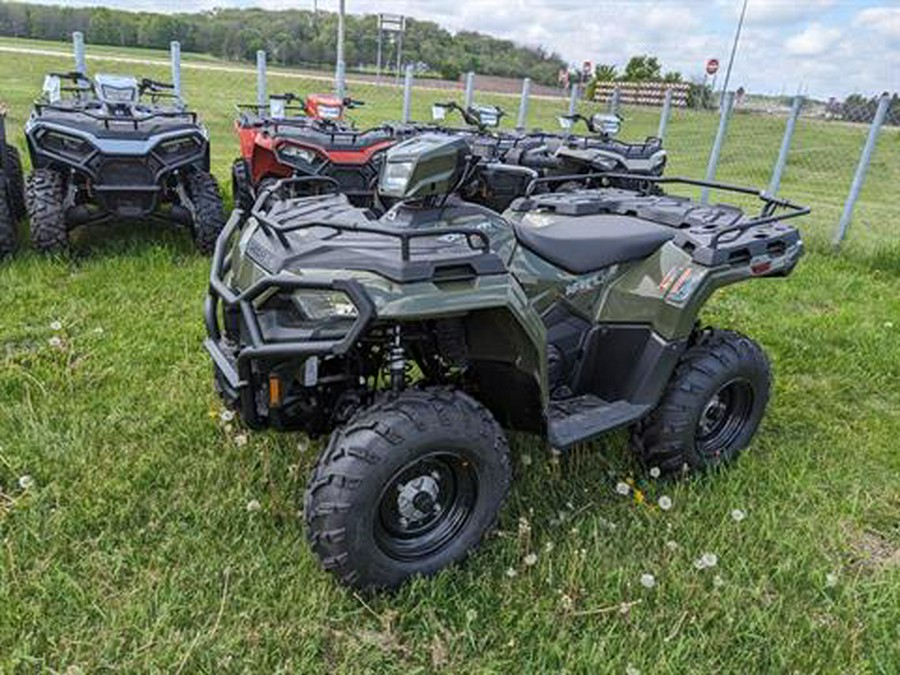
[2,40,899,673]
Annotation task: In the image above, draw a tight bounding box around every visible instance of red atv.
[231,92,409,212]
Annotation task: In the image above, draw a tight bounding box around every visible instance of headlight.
[39,130,94,159]
[155,135,201,160]
[293,290,358,321]
[278,143,321,166]
[317,105,342,120]
[379,160,414,196]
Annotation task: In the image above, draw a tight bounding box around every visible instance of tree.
[620,55,662,82]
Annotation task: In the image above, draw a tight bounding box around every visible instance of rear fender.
[599,239,803,340]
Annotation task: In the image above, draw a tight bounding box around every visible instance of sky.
[16,0,900,98]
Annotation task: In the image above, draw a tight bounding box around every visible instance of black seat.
[513,213,675,273]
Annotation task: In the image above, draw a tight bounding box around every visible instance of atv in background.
[204,133,808,591]
[24,71,225,254]
[0,107,26,256]
[531,111,668,188]
[232,93,410,213]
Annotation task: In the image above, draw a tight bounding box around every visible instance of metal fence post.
[401,64,414,123]
[73,31,86,74]
[568,83,579,116]
[833,93,891,246]
[767,95,803,197]
[170,41,182,98]
[609,86,621,116]
[516,77,531,130]
[657,88,673,140]
[256,50,267,112]
[463,72,475,108]
[701,90,735,204]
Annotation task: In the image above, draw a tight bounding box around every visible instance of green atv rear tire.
[631,329,771,476]
[304,388,511,591]
[27,168,69,254]
[187,170,226,254]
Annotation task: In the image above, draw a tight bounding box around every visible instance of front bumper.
[203,215,375,426]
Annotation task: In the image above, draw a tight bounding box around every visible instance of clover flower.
[649,467,661,479]
[523,552,538,567]
[615,481,631,496]
[639,573,656,589]
[245,499,261,512]
[730,508,746,522]
[658,495,673,511]
[18,475,35,490]
[49,320,62,331]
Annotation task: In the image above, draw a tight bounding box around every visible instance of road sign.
[706,58,720,76]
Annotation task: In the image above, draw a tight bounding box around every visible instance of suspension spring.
[388,325,406,392]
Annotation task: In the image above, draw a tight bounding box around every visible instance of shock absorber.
[388,325,406,392]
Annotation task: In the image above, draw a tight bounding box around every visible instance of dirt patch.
[847,528,900,571]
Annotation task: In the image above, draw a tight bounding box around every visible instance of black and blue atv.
[24,71,225,253]
[0,107,26,257]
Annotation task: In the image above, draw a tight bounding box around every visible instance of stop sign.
[706,58,720,75]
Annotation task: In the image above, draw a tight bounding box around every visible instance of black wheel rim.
[696,378,755,457]
[375,452,478,561]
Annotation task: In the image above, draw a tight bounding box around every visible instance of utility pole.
[335,0,346,99]
[720,0,748,99]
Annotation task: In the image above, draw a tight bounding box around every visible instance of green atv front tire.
[304,388,512,591]
[27,168,69,254]
[631,329,771,476]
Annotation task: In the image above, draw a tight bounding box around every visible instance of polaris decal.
[566,269,614,297]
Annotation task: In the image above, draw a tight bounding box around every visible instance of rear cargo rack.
[519,173,809,266]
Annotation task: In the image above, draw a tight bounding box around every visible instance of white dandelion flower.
[219,410,235,423]
[639,573,656,589]
[18,474,35,490]
[50,320,62,331]
[48,335,63,348]
[523,552,538,567]
[505,567,518,578]
[666,540,679,552]
[713,574,725,588]
[658,495,673,511]
[615,481,631,496]
[694,552,718,570]
[731,508,746,522]
[618,602,632,615]
[649,466,661,479]
[520,453,533,467]
[245,499,261,512]
[234,433,248,447]
[465,608,478,622]
[825,572,839,588]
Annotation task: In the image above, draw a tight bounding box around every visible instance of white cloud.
[855,6,900,42]
[741,0,835,26]
[784,23,842,57]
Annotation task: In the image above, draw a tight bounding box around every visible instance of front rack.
[249,176,493,262]
[33,101,198,130]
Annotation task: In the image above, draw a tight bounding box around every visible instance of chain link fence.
[2,35,896,256]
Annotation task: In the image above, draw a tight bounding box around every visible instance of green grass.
[2,39,900,673]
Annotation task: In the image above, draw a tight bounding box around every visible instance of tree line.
[0,2,568,85]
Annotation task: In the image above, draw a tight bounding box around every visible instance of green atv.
[204,133,808,590]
